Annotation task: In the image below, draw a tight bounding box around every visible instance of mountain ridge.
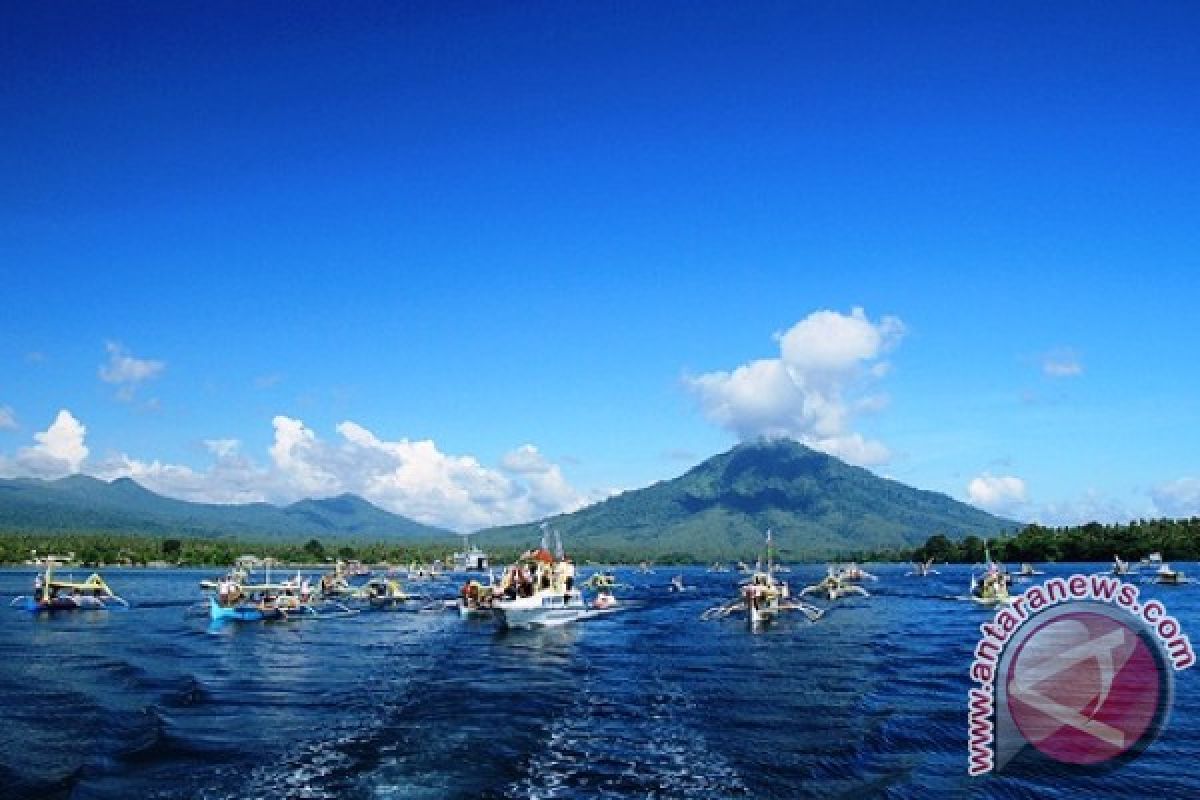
[0,474,450,541]
[0,440,1017,558]
[474,439,1016,559]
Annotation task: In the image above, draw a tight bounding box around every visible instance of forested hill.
[476,439,1016,560]
[0,474,450,542]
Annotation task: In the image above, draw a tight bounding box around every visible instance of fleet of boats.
[10,540,1195,632]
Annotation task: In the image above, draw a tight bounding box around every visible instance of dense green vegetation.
[0,530,487,568]
[478,439,1015,559]
[912,518,1200,564]
[4,519,1199,568]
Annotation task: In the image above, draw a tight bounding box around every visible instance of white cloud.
[1042,348,1083,378]
[0,411,591,530]
[967,473,1028,513]
[499,444,589,518]
[92,448,270,505]
[1150,478,1200,518]
[0,406,16,430]
[99,341,165,400]
[269,415,341,495]
[2,410,90,477]
[204,438,241,459]
[685,307,903,465]
[1030,490,1135,527]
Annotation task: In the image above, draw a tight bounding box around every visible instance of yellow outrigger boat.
[12,560,128,612]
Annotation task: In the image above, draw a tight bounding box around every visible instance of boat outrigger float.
[702,529,823,626]
[12,560,129,612]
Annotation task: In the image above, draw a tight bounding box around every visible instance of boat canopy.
[46,573,116,595]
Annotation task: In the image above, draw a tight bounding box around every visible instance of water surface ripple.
[1,565,1197,799]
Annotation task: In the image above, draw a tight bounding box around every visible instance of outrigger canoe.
[11,565,128,612]
[208,594,285,622]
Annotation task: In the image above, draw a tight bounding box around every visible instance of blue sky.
[2,2,1198,530]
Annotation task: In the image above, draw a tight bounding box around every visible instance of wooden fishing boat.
[703,530,823,627]
[12,561,128,612]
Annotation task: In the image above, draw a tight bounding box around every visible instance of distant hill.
[475,439,1016,560]
[0,474,450,542]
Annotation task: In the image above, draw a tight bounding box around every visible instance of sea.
[1,563,1197,799]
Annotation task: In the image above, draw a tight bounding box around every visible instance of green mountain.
[475,439,1016,560]
[0,474,450,542]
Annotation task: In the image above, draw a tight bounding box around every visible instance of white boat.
[702,530,823,627]
[404,562,444,581]
[800,570,870,601]
[907,559,938,577]
[591,591,618,610]
[705,570,821,626]
[451,535,490,572]
[836,562,877,582]
[970,564,1013,607]
[1112,554,1137,575]
[584,571,618,590]
[492,526,587,629]
[12,558,128,612]
[356,576,421,609]
[493,585,587,629]
[668,574,691,592]
[457,573,501,618]
[1018,563,1044,577]
[1154,563,1189,585]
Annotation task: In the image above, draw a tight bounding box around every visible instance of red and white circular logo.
[1004,605,1170,768]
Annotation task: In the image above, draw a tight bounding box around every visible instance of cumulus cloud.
[1150,478,1200,518]
[99,341,165,401]
[967,473,1028,514]
[0,405,16,430]
[1030,490,1135,527]
[685,307,904,465]
[1,410,90,478]
[204,438,241,459]
[1042,348,1083,378]
[92,447,271,505]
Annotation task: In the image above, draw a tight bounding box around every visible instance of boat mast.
[765,528,773,575]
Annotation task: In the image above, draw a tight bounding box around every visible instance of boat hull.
[209,597,284,622]
[459,604,494,619]
[17,596,108,612]
[493,592,588,629]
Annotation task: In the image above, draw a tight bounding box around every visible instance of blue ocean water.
[0,564,1197,799]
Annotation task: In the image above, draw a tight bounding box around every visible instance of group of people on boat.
[497,550,576,600]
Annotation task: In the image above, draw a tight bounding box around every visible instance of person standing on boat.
[33,572,44,600]
[218,577,235,606]
[563,557,575,591]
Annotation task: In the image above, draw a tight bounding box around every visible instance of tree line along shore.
[1,517,1197,568]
